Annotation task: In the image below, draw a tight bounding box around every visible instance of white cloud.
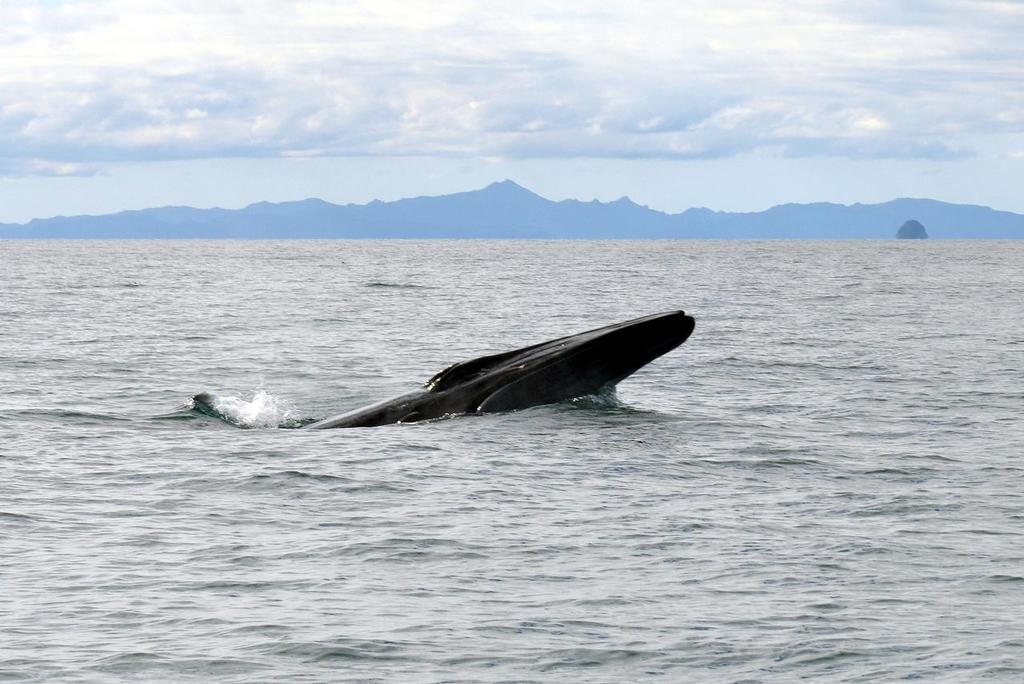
[0,157,102,177]
[0,0,1022,176]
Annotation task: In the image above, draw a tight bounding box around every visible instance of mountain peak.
[480,179,534,195]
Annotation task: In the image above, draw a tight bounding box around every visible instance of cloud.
[0,0,1021,176]
[0,158,102,177]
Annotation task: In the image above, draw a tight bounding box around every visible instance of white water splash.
[568,385,622,409]
[202,390,295,428]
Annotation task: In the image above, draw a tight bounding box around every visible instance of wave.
[364,281,432,289]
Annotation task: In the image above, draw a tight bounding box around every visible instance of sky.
[1,0,1022,223]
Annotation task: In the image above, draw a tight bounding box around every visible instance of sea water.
[2,240,1023,682]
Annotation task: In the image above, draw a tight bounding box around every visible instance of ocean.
[2,240,1022,682]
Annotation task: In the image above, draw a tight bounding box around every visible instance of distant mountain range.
[2,180,1023,238]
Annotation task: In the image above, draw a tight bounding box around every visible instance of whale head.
[425,310,695,413]
[304,310,695,428]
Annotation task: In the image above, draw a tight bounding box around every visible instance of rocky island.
[897,219,928,239]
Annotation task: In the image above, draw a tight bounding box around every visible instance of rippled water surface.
[2,240,1023,682]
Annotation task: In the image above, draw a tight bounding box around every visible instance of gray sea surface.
[2,240,1023,682]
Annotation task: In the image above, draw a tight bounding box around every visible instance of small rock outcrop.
[897,219,928,239]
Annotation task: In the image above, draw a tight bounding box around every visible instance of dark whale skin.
[304,310,695,429]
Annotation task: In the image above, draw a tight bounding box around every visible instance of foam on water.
[567,385,622,409]
[192,390,297,429]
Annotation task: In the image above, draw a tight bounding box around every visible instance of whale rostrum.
[300,310,695,428]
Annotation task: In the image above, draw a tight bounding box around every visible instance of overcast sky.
[1,0,1022,222]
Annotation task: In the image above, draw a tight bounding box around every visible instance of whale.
[297,310,696,429]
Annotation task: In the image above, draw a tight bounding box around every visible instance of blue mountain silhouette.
[2,180,1021,238]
